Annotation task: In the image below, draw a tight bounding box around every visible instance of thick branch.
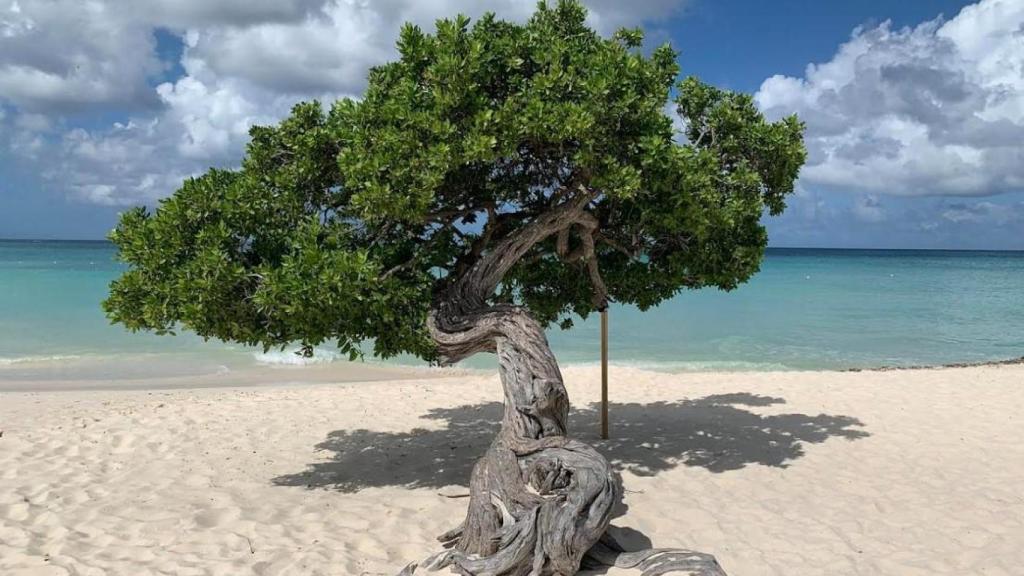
[427,306,507,364]
[441,186,598,317]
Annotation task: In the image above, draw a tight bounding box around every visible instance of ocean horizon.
[3,238,1024,383]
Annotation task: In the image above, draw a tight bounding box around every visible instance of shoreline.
[4,352,1024,393]
[841,354,1024,372]
[0,360,472,393]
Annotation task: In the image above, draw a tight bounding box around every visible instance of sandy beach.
[2,363,1022,576]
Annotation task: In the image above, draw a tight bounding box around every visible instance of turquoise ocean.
[2,239,1023,384]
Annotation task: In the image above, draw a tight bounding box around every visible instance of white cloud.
[756,0,1024,197]
[0,0,162,112]
[940,201,1024,225]
[1,0,688,206]
[176,0,686,99]
[53,121,194,206]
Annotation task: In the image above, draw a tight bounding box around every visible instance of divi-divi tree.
[105,2,805,574]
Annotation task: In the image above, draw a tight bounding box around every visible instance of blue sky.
[2,0,1023,248]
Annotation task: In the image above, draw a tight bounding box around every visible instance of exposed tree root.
[581,532,727,576]
[398,456,726,576]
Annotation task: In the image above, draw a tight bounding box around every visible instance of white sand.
[2,364,1023,575]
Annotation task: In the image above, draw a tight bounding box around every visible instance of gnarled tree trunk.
[398,190,727,575]
[426,305,618,574]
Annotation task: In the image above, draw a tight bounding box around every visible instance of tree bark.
[422,305,618,575]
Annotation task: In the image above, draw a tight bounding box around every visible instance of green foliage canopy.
[104,0,806,361]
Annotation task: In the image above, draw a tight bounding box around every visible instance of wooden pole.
[600,308,609,439]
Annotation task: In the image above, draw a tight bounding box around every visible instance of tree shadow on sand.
[273,391,868,493]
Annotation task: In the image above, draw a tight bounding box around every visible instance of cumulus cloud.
[0,0,162,112]
[52,121,192,205]
[0,0,688,206]
[756,0,1024,197]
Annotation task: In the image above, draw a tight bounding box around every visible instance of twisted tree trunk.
[398,190,727,575]
[422,305,618,575]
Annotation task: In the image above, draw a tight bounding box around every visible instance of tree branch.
[596,232,642,261]
[554,212,608,309]
[442,185,598,314]
[580,228,609,310]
